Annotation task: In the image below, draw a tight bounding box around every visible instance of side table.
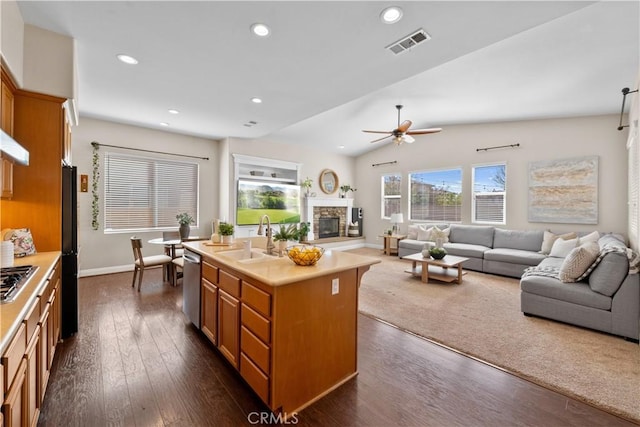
[379,234,406,256]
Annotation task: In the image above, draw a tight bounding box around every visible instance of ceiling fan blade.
[397,120,412,133]
[369,134,393,144]
[406,128,443,135]
[363,130,393,134]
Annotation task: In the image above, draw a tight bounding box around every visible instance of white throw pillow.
[558,242,601,282]
[540,231,577,255]
[407,225,420,240]
[549,237,578,258]
[431,226,450,243]
[417,227,433,241]
[578,231,600,245]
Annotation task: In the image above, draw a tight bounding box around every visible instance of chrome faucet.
[257,214,276,256]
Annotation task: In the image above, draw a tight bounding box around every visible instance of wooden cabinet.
[1,158,13,199]
[201,261,219,344]
[1,75,14,136]
[218,289,240,368]
[1,257,60,425]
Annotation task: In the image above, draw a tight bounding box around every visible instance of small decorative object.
[218,222,234,244]
[301,177,313,197]
[273,223,298,252]
[91,142,100,230]
[339,184,357,198]
[429,247,447,260]
[285,245,325,266]
[319,169,338,194]
[387,229,393,236]
[348,222,359,237]
[176,212,195,239]
[421,244,432,258]
[249,170,264,176]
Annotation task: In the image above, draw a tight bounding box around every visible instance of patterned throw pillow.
[7,228,37,257]
[431,226,450,243]
[558,242,600,282]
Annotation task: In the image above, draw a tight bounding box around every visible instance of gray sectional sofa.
[397,224,639,341]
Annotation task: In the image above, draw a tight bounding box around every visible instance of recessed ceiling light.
[338,145,345,149]
[159,122,169,127]
[251,97,263,104]
[116,54,138,65]
[168,109,180,114]
[251,23,270,37]
[380,6,403,24]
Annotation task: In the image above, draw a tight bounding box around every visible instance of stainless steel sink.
[218,248,280,264]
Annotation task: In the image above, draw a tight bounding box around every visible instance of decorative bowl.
[429,247,447,260]
[285,245,325,266]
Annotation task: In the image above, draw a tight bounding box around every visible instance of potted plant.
[301,177,313,197]
[339,184,357,198]
[218,222,235,244]
[176,212,195,239]
[298,222,311,242]
[273,224,298,253]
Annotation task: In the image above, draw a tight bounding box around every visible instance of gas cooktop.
[0,265,38,303]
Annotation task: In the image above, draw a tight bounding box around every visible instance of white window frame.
[472,163,506,225]
[103,151,199,233]
[381,173,402,219]
[408,167,463,223]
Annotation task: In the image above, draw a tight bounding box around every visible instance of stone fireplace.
[303,197,353,240]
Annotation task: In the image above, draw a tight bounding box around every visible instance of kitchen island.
[182,239,379,417]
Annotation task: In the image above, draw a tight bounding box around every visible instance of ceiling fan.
[363,105,442,145]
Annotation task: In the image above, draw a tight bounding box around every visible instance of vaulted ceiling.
[17,1,640,156]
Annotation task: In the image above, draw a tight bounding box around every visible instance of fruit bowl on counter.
[285,245,325,266]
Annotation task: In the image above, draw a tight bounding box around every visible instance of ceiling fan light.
[404,135,415,144]
[380,6,403,24]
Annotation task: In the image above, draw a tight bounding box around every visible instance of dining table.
[147,236,204,285]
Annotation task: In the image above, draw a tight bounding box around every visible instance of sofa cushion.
[558,242,600,282]
[540,231,577,255]
[588,249,629,296]
[493,229,543,252]
[443,242,489,259]
[549,237,578,258]
[449,225,494,247]
[520,275,612,310]
[398,239,432,252]
[484,248,546,266]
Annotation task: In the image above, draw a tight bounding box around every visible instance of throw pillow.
[407,225,420,240]
[431,226,450,243]
[7,228,37,257]
[549,237,578,258]
[578,230,600,245]
[417,227,433,241]
[558,242,600,282]
[540,231,577,255]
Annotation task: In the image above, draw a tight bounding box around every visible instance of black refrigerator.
[62,164,78,338]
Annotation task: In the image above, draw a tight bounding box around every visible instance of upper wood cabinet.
[1,75,14,136]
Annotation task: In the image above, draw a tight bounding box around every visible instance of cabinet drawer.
[242,282,271,317]
[24,297,41,342]
[241,326,270,375]
[218,270,240,298]
[202,261,218,284]
[240,352,269,404]
[241,304,271,344]
[2,323,26,393]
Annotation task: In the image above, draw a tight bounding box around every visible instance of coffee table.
[402,252,469,284]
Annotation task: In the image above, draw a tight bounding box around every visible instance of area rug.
[350,248,640,423]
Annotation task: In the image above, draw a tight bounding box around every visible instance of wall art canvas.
[528,156,598,224]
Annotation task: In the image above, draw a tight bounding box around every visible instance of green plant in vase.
[218,222,235,244]
[273,224,298,253]
[176,212,195,239]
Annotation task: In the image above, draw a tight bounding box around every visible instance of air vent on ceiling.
[386,29,431,55]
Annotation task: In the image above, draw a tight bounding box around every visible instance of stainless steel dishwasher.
[182,249,201,327]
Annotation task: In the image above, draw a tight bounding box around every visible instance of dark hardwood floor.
[37,268,636,426]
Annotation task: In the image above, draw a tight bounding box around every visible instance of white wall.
[72,117,219,274]
[355,114,628,245]
[0,0,24,85]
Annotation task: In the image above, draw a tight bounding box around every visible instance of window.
[104,152,199,232]
[409,168,462,222]
[472,164,506,224]
[381,173,402,218]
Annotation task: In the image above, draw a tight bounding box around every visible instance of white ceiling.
[17,1,640,156]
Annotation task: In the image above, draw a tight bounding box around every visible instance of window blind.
[104,152,199,232]
[474,193,505,223]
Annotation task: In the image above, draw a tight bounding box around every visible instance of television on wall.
[236,180,301,225]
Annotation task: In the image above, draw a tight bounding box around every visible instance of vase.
[278,240,288,254]
[222,235,233,245]
[179,224,190,240]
